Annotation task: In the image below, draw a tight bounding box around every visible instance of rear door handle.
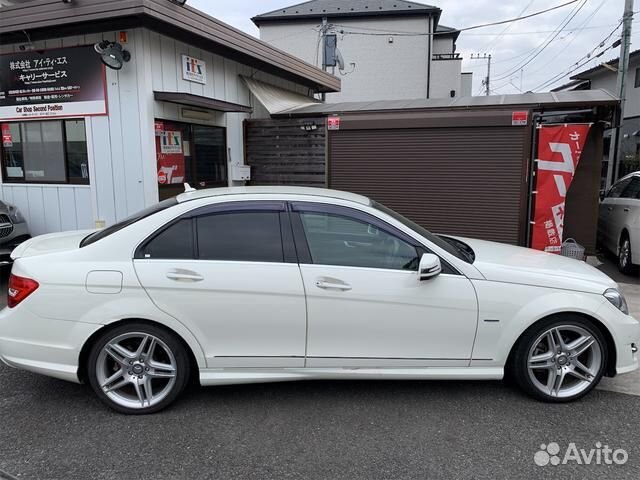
[166,269,204,282]
[624,208,630,212]
[608,207,613,211]
[315,280,352,291]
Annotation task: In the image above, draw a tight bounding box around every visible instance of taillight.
[7,274,39,308]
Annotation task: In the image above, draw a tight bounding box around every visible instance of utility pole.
[607,0,634,188]
[470,53,492,96]
[320,16,328,101]
[320,17,329,71]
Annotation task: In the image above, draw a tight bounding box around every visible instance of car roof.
[176,186,371,206]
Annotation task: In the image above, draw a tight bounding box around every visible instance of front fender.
[470,280,611,368]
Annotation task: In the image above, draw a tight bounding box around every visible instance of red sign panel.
[512,111,528,126]
[1,124,12,147]
[328,116,341,131]
[530,124,592,253]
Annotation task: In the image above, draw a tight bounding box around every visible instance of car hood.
[452,236,617,294]
[10,230,95,259]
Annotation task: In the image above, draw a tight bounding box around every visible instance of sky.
[189,0,637,95]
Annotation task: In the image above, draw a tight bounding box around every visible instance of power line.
[334,0,581,37]
[531,21,624,91]
[492,0,588,82]
[522,0,610,80]
[481,0,535,51]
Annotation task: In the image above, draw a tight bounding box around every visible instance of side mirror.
[419,253,442,281]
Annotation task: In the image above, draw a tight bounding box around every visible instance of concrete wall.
[0,27,312,234]
[461,72,473,97]
[260,16,443,102]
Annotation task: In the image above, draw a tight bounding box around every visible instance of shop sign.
[181,55,207,85]
[328,116,341,131]
[0,45,107,120]
[530,124,592,253]
[1,124,12,147]
[154,120,164,136]
[512,111,528,126]
[160,130,183,154]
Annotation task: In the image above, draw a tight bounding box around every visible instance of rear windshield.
[80,197,178,247]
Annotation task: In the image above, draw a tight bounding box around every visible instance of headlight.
[604,288,629,315]
[6,204,24,223]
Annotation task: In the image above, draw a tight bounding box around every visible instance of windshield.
[371,200,474,264]
[80,197,178,247]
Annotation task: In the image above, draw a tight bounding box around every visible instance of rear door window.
[196,212,284,263]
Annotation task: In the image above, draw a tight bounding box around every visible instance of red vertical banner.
[531,124,591,253]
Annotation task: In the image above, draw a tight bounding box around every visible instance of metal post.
[486,54,492,96]
[321,17,328,71]
[606,0,634,188]
[320,16,328,102]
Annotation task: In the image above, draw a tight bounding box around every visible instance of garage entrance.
[327,111,530,245]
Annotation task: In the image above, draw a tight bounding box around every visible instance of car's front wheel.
[511,316,607,402]
[87,323,190,414]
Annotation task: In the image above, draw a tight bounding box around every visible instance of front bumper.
[0,222,30,262]
[597,302,640,376]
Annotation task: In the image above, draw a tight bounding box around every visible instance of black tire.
[511,315,608,403]
[87,322,191,414]
[618,233,636,275]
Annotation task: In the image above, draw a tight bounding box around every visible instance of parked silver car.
[0,201,30,264]
[598,172,640,274]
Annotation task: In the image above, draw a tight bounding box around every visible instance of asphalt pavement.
[1,262,640,479]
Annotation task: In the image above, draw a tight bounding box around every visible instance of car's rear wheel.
[87,323,190,414]
[618,233,635,275]
[511,316,607,402]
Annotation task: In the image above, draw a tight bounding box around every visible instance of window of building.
[154,120,227,201]
[0,119,90,184]
[196,212,284,263]
[635,67,640,88]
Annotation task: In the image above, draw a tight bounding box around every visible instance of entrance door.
[155,120,227,201]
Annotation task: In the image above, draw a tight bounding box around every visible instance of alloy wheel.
[526,325,602,399]
[95,332,178,410]
[619,238,631,270]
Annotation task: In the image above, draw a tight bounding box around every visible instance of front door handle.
[624,208,630,212]
[607,207,613,211]
[166,269,204,282]
[315,280,352,291]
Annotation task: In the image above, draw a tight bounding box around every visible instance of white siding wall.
[260,17,435,102]
[430,59,463,99]
[587,63,640,119]
[1,28,313,233]
[432,36,454,55]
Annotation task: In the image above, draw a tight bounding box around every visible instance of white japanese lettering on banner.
[531,125,591,253]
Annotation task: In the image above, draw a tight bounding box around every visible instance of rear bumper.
[0,304,100,383]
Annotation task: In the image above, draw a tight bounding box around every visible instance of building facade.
[555,50,640,185]
[253,0,472,103]
[0,0,338,235]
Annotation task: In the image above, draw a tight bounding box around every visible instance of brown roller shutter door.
[328,126,530,245]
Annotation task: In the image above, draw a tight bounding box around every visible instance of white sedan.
[0,187,638,414]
